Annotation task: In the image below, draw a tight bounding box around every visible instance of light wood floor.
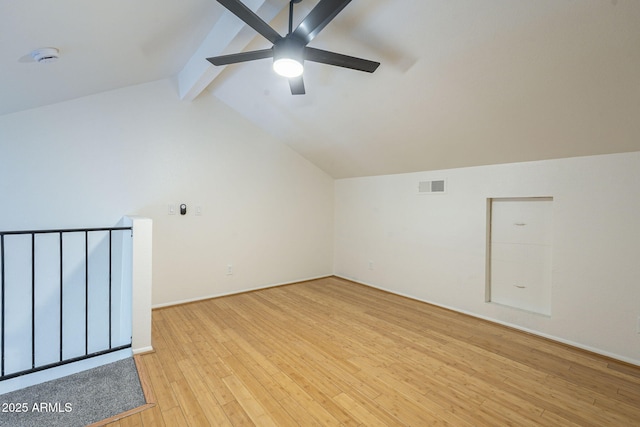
[107,276,640,426]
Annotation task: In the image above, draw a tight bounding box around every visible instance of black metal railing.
[0,226,133,381]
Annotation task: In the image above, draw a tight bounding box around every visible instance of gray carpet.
[0,357,146,427]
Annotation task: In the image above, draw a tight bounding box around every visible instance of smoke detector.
[31,47,60,63]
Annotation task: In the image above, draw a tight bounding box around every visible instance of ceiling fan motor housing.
[273,38,305,64]
[273,38,306,77]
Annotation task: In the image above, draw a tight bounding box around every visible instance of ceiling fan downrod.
[288,0,303,35]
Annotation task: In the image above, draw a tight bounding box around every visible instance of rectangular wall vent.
[418,179,446,194]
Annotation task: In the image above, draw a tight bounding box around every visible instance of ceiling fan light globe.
[273,58,304,78]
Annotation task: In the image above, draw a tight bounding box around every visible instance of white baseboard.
[333,274,640,367]
[152,274,333,309]
[132,346,154,355]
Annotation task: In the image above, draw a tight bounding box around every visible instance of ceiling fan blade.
[289,75,306,95]
[207,48,273,66]
[292,0,352,45]
[305,47,380,73]
[216,0,282,44]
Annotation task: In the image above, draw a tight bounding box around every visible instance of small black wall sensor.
[180,204,187,215]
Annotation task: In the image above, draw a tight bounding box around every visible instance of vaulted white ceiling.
[2,0,639,178]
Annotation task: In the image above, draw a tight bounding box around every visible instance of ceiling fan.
[206,0,380,95]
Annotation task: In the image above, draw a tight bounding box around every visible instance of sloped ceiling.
[2,0,639,178]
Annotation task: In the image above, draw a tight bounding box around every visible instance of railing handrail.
[0,226,132,236]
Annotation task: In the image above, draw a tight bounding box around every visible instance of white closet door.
[488,198,553,315]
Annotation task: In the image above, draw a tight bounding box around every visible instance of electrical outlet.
[368,260,374,270]
[226,264,233,275]
[168,204,176,215]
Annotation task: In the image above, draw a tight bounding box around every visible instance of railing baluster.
[31,233,36,369]
[59,232,63,363]
[85,231,89,356]
[1,234,5,377]
[108,230,112,350]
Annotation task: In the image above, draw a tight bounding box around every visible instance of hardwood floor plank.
[374,389,452,426]
[283,340,381,401]
[117,413,143,427]
[277,396,326,427]
[139,405,166,427]
[335,392,396,427]
[221,400,254,426]
[271,371,343,425]
[220,353,298,425]
[222,374,278,426]
[333,391,401,426]
[158,406,188,426]
[169,378,211,426]
[142,353,178,412]
[176,358,234,426]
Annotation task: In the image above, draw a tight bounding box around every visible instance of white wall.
[334,152,640,365]
[0,79,334,306]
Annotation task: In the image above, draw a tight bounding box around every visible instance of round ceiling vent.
[31,47,60,63]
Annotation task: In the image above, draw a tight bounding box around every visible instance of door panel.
[488,197,553,315]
